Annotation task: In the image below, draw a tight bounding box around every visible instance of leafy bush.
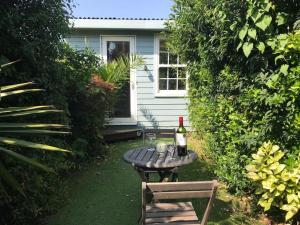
[167,0,300,221]
[246,141,300,221]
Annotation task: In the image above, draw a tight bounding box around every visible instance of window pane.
[159,79,167,90]
[159,67,168,78]
[160,39,167,52]
[159,52,168,64]
[169,53,178,64]
[107,41,129,62]
[178,67,187,79]
[168,79,177,90]
[178,79,186,90]
[169,67,177,78]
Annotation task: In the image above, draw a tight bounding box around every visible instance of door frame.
[101,35,137,125]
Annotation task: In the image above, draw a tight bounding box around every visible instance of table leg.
[135,167,148,182]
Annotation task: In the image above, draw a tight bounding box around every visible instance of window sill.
[155,91,187,98]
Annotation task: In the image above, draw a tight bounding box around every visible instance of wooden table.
[123,145,198,182]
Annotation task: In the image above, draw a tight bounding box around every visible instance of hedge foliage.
[0,1,115,224]
[167,0,300,219]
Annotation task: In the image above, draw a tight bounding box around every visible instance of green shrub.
[246,141,300,222]
[167,0,300,196]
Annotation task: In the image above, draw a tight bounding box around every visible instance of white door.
[102,36,137,125]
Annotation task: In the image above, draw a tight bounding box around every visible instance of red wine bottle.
[176,116,187,156]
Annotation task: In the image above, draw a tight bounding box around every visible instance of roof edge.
[69,18,167,30]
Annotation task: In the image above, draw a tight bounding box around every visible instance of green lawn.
[45,138,262,225]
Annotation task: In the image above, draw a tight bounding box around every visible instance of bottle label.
[176,133,186,146]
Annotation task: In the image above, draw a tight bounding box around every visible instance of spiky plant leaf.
[0,146,54,172]
[0,162,24,196]
[0,137,70,152]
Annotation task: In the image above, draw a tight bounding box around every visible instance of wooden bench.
[141,180,218,225]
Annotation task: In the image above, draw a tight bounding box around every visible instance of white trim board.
[70,19,167,30]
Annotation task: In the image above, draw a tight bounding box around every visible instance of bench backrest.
[142,180,218,225]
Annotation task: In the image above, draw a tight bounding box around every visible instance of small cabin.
[66,17,189,131]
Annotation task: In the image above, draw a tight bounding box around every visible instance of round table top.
[123,145,198,169]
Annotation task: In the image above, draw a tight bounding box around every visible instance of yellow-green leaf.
[239,25,248,40]
[255,15,272,31]
[285,211,296,221]
[247,172,260,181]
[277,184,286,191]
[245,164,257,172]
[280,64,289,75]
[248,28,257,39]
[242,42,254,58]
[257,42,265,54]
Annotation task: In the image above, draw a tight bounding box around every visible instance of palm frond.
[0,89,44,98]
[0,106,55,114]
[0,146,54,173]
[0,137,70,152]
[0,130,70,135]
[0,82,34,91]
[0,123,68,129]
[0,162,24,196]
[0,109,63,117]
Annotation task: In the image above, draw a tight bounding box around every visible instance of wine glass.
[168,145,177,160]
[146,133,156,151]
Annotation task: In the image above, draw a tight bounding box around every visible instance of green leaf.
[0,162,24,195]
[255,15,272,31]
[230,21,237,31]
[0,82,34,91]
[237,42,243,51]
[274,164,285,174]
[245,164,257,172]
[0,109,63,117]
[275,55,285,64]
[0,137,70,152]
[248,28,257,39]
[247,172,260,181]
[287,194,296,204]
[256,42,265,54]
[274,151,284,161]
[266,39,276,50]
[251,9,263,23]
[285,211,296,221]
[276,13,287,26]
[277,184,286,191]
[280,64,289,75]
[0,146,54,172]
[242,42,254,58]
[239,25,248,40]
[0,89,44,98]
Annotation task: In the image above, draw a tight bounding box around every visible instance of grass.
[45,138,263,225]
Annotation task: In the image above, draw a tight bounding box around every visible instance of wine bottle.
[176,116,187,156]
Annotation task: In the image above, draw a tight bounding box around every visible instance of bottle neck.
[179,117,183,127]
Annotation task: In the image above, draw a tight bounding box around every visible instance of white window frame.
[154,35,188,97]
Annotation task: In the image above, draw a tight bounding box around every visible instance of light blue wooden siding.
[65,31,190,129]
[135,35,190,129]
[64,35,100,55]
